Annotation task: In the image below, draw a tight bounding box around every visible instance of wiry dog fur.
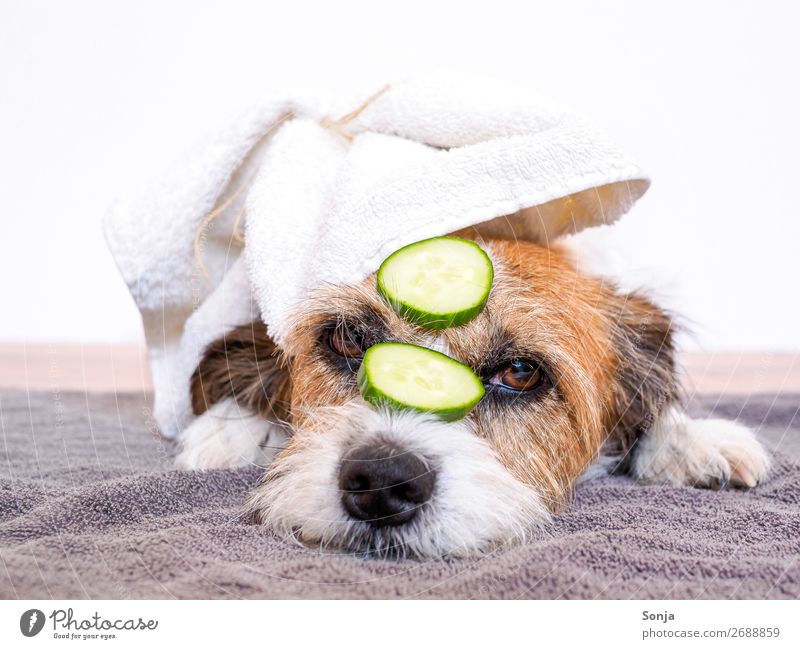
[181,237,770,557]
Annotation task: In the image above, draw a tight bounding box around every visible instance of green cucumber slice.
[377,236,493,329]
[357,342,485,421]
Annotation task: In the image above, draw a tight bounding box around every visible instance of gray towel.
[0,390,797,599]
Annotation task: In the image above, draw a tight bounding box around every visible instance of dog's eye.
[490,359,548,392]
[327,326,366,358]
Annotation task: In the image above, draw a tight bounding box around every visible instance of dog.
[176,235,770,557]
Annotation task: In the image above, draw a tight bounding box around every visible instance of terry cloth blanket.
[103,73,650,441]
[1,390,797,599]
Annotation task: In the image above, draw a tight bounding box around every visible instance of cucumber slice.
[377,236,493,329]
[357,342,485,421]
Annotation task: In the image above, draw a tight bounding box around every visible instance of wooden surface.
[0,344,153,393]
[1,344,798,394]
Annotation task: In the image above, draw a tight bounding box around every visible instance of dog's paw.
[633,410,770,489]
[175,399,288,471]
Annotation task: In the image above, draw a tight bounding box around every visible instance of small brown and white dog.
[176,236,770,557]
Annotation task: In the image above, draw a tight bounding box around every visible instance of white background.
[0,600,796,647]
[0,0,797,351]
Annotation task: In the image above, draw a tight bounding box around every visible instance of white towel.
[104,73,649,439]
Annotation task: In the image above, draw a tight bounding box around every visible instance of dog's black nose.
[339,443,435,527]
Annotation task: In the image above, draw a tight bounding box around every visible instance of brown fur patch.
[604,291,678,473]
[190,322,291,423]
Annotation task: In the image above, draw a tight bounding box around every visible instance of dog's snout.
[339,443,435,527]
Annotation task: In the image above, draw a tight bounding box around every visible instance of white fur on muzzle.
[245,403,549,558]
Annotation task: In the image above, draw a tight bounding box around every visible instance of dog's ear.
[190,321,292,423]
[604,291,680,472]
